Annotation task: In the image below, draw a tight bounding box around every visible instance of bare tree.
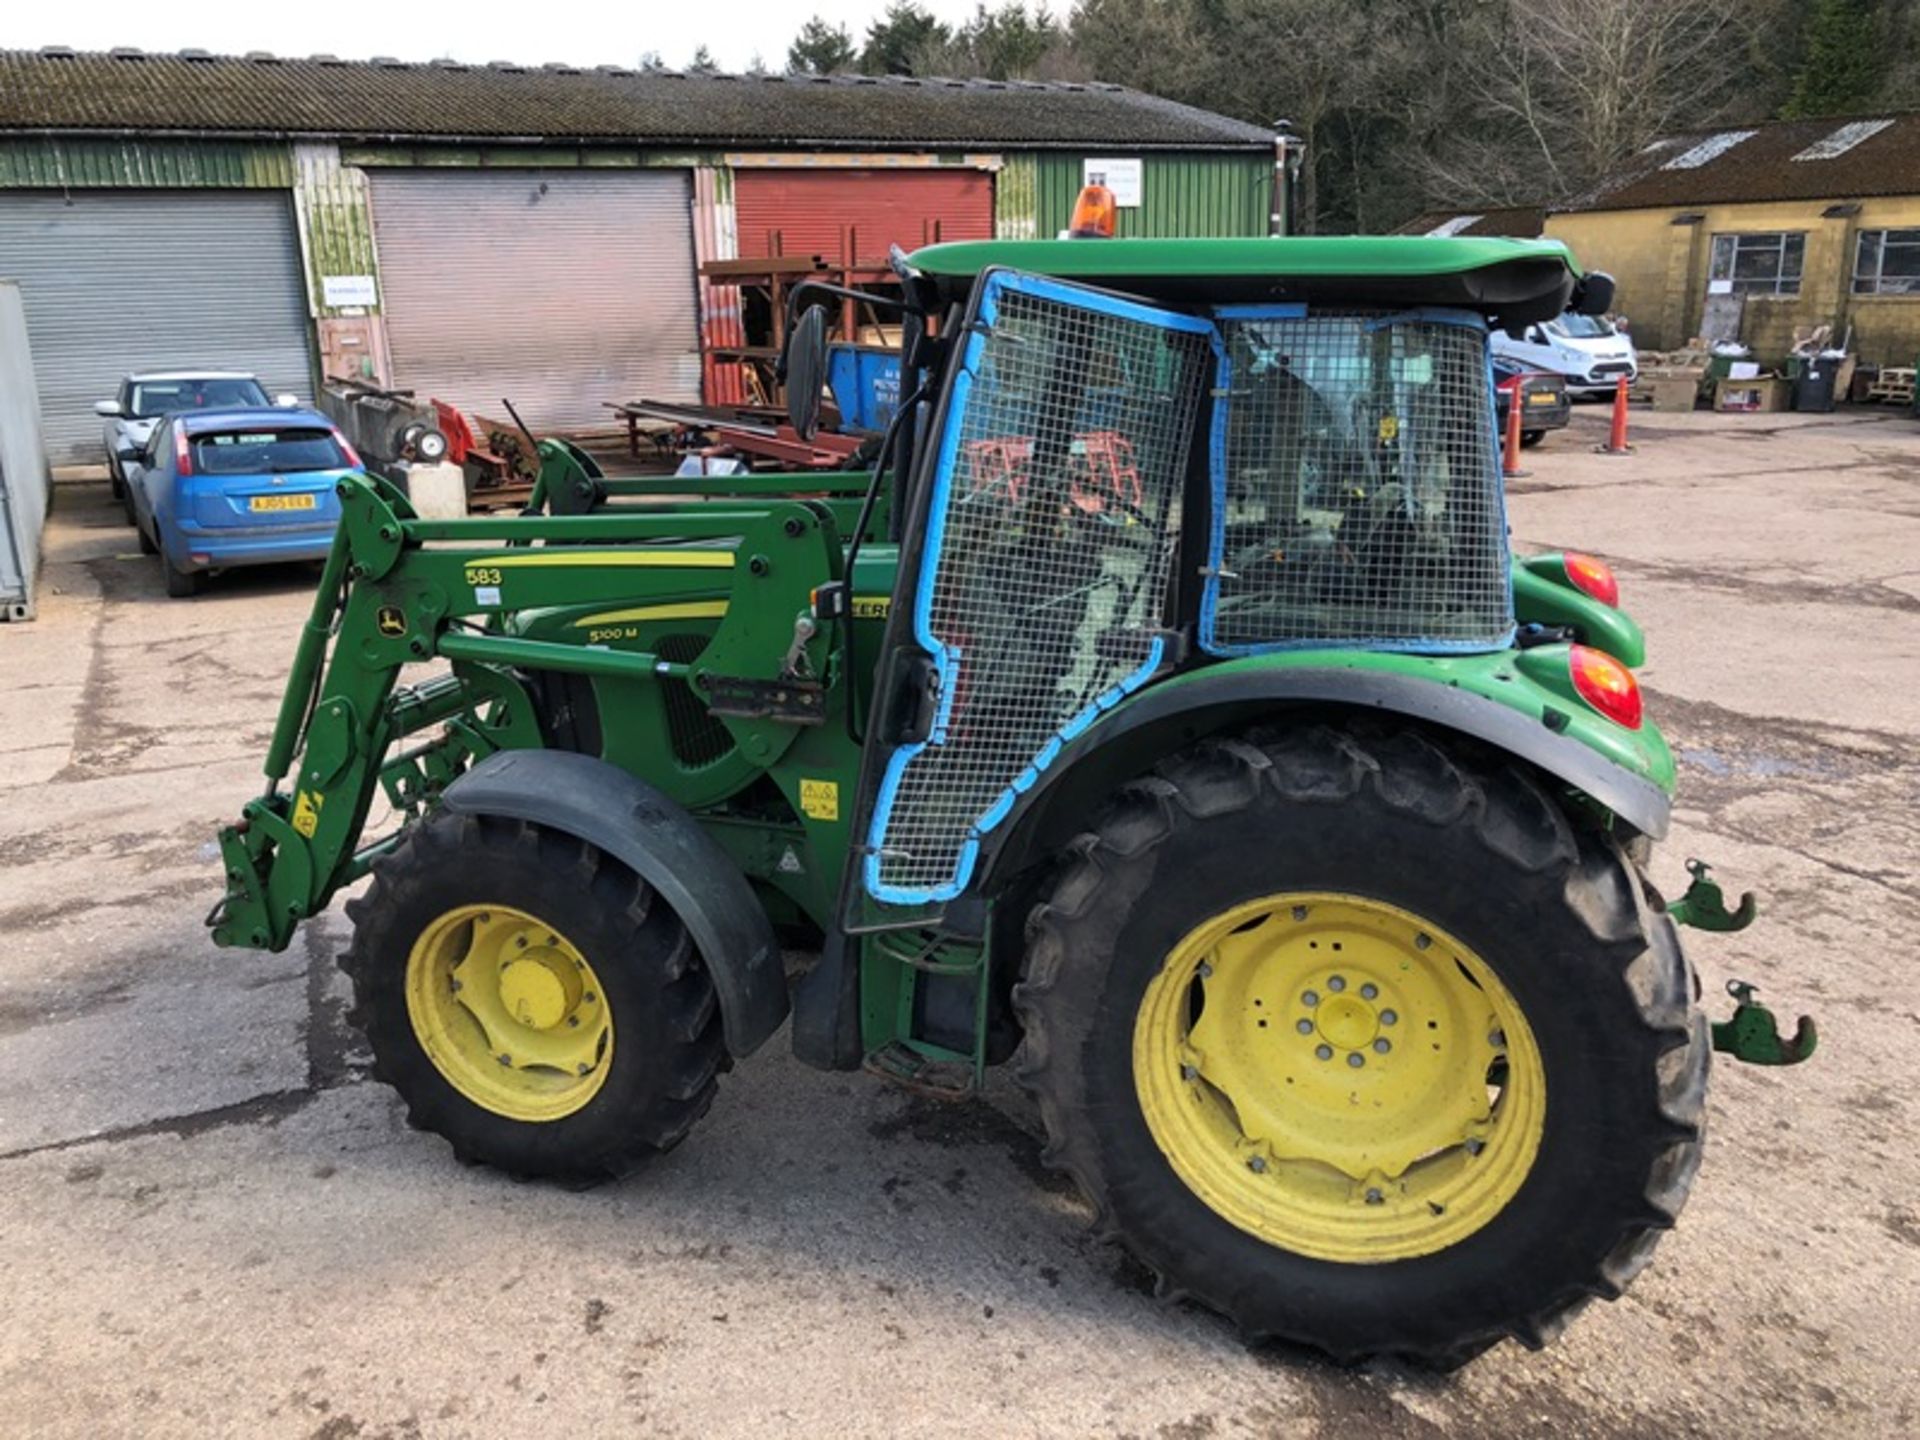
[1433,0,1759,207]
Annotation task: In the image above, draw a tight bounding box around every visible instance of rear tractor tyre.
[342,809,727,1183]
[1014,724,1707,1367]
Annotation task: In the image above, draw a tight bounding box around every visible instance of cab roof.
[906,235,1590,327]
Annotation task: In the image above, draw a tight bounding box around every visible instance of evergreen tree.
[787,17,858,74]
[860,3,952,75]
[1781,0,1882,118]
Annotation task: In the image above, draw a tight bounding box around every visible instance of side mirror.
[1526,326,1547,344]
[783,305,830,441]
[1572,270,1616,317]
[115,441,144,463]
[273,393,300,408]
[94,400,123,417]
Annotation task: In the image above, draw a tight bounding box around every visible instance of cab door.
[857,268,1216,906]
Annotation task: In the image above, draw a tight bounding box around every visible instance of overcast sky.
[4,1,993,75]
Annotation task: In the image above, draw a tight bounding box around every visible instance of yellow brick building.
[1543,115,1920,366]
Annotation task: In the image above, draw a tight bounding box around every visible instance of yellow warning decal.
[799,779,840,822]
[291,790,324,838]
[469,551,735,571]
[851,595,891,620]
[1377,416,1400,442]
[572,601,729,629]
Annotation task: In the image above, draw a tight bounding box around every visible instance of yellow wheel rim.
[1133,892,1545,1263]
[404,904,614,1123]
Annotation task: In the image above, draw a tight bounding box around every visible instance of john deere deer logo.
[377,606,407,638]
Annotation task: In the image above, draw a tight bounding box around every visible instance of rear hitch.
[1668,858,1757,932]
[1711,979,1817,1066]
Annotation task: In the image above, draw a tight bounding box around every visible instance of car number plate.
[1526,391,1556,406]
[249,493,317,512]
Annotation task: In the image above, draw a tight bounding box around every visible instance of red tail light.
[1569,644,1642,729]
[1564,551,1619,607]
[174,425,193,477]
[1069,182,1118,238]
[331,427,363,470]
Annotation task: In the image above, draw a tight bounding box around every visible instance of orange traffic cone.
[1595,374,1634,455]
[1503,379,1528,478]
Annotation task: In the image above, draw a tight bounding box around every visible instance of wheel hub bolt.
[449,979,463,993]
[1373,1038,1391,1053]
[1302,990,1319,1007]
[576,1063,591,1076]
[1489,1029,1506,1048]
[1197,963,1214,979]
[1248,1156,1267,1173]
[1292,906,1309,921]
[568,1016,581,1028]
[1414,933,1431,950]
[1466,1138,1485,1156]
[1347,1053,1365,1068]
[1181,1064,1199,1081]
[496,1053,512,1066]
[1328,975,1346,992]
[1359,983,1378,1000]
[516,935,528,949]
[1365,1188,1384,1205]
[1295,1019,1314,1035]
[1315,1044,1333,1061]
[1380,1009,1398,1026]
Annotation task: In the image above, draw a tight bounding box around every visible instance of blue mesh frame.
[862,269,1217,905]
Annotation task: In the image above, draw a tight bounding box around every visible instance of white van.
[1492,312,1638,398]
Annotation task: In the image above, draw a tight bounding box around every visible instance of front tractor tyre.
[342,810,726,1183]
[1014,725,1708,1367]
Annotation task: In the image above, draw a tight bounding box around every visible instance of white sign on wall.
[1083,158,1144,208]
[322,274,379,308]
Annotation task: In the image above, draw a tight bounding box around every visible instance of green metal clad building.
[0,48,1282,462]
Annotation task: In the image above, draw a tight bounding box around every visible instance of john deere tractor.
[211,227,1811,1367]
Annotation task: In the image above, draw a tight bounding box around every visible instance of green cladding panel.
[0,137,294,189]
[997,151,1273,241]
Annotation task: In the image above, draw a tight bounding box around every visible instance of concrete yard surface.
[1,406,1917,1438]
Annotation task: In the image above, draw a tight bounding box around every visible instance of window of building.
[1709,232,1805,296]
[1853,229,1920,295]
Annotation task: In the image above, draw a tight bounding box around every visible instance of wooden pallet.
[1867,367,1915,404]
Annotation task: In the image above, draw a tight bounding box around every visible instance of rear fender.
[971,653,1674,890]
[441,749,788,1056]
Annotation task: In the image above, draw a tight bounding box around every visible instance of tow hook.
[1669,860,1816,1065]
[1711,980,1817,1066]
[1668,858,1757,932]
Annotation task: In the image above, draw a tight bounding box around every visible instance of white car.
[94,372,296,520]
[1491,312,1638,398]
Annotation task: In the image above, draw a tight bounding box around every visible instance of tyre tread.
[1012,723,1708,1368]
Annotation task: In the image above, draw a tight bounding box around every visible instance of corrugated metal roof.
[1562,111,1920,212]
[1392,206,1546,239]
[0,47,1274,151]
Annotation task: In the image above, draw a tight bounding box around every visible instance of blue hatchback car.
[119,408,360,596]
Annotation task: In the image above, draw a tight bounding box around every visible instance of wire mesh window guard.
[864,271,1214,903]
[1202,308,1512,655]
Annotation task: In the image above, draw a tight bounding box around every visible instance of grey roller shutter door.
[369,170,701,431]
[0,191,314,464]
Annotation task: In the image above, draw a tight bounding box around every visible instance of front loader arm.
[211,468,847,953]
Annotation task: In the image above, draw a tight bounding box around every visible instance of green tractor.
[211,229,1811,1367]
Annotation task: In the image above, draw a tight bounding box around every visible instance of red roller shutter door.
[733,170,993,262]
